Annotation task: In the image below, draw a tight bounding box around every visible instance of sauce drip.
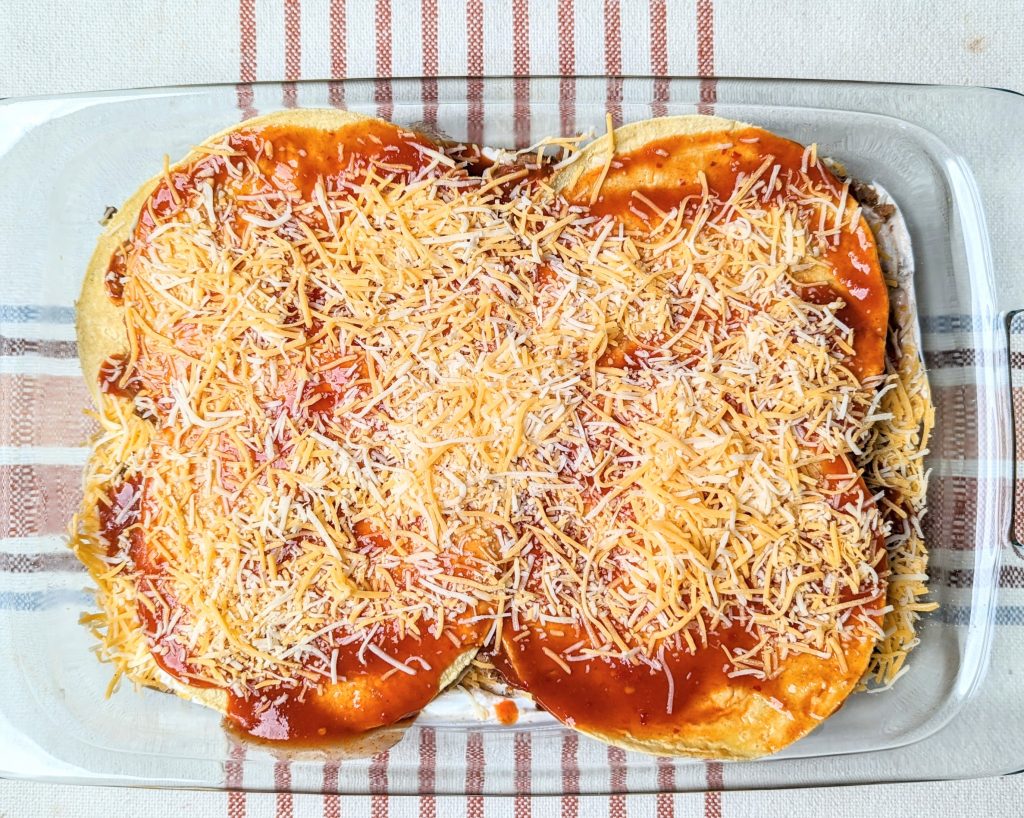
[497,622,760,736]
[494,698,519,725]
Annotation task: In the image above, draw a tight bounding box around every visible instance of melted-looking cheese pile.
[858,321,936,688]
[71,128,927,701]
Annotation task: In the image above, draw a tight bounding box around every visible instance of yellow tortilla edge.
[551,114,751,197]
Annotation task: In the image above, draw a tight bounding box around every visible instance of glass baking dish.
[0,77,1019,793]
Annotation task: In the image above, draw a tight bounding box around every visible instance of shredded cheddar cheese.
[70,122,933,710]
[858,307,937,689]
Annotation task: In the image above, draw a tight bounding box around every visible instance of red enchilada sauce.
[494,698,519,725]
[105,242,130,303]
[97,354,141,400]
[225,623,483,743]
[102,119,440,410]
[96,476,140,559]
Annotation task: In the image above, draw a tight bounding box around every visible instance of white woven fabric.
[2,0,1023,97]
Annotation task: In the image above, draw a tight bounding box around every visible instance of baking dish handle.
[1007,310,1024,556]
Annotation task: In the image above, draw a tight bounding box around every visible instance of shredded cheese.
[70,123,931,708]
[857,307,937,688]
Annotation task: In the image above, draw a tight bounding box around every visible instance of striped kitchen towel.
[3,3,1024,818]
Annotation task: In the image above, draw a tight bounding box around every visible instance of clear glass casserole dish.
[0,76,1019,793]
